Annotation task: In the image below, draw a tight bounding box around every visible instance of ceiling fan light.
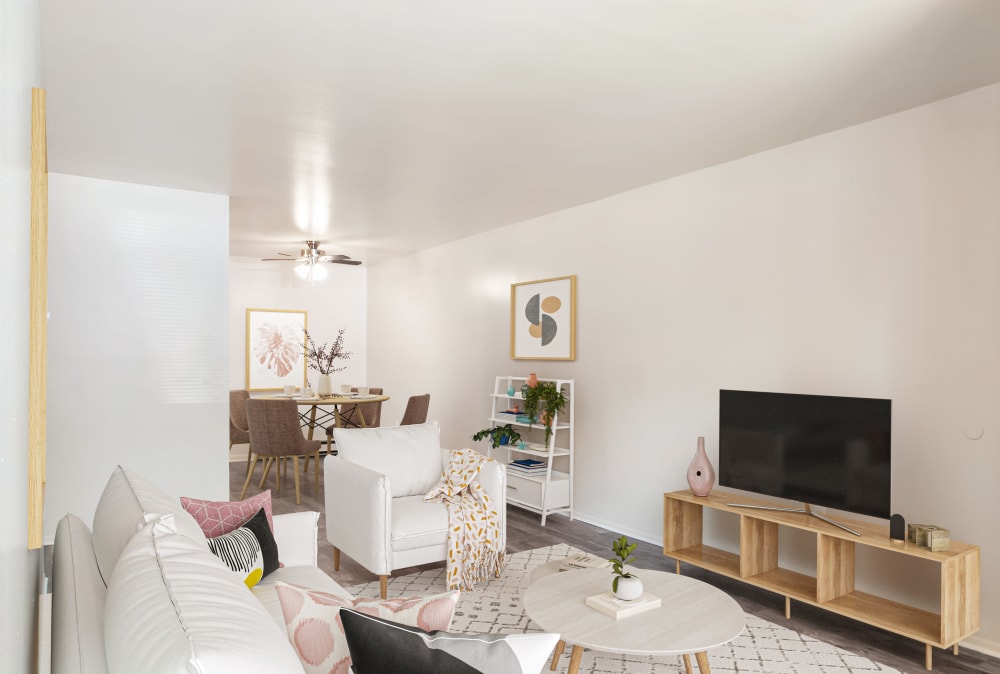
[294,263,311,279]
[311,263,328,281]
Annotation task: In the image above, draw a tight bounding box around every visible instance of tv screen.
[718,390,891,519]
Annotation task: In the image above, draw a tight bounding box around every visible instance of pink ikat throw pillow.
[274,582,459,674]
[180,490,274,538]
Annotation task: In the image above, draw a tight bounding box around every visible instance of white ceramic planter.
[613,575,643,601]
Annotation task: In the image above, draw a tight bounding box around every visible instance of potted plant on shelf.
[522,381,569,445]
[472,424,522,449]
[301,327,352,396]
[609,535,643,600]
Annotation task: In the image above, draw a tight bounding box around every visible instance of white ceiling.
[40,0,1000,265]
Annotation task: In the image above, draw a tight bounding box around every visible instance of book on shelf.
[507,466,548,476]
[585,592,661,620]
[558,552,612,572]
[507,463,547,472]
[511,458,545,467]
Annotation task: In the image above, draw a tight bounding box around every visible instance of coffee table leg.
[567,645,584,674]
[682,653,693,674]
[549,640,565,671]
[695,651,711,673]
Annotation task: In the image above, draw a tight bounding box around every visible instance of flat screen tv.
[718,390,891,520]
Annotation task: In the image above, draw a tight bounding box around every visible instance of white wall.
[44,174,230,539]
[0,0,42,669]
[368,84,1000,654]
[228,259,367,393]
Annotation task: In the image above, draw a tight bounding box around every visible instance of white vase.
[317,374,332,396]
[613,575,643,601]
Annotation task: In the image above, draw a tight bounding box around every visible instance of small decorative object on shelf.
[301,328,352,398]
[472,423,521,449]
[908,523,950,551]
[609,535,642,600]
[526,372,539,388]
[686,436,716,497]
[507,384,516,397]
[523,381,569,445]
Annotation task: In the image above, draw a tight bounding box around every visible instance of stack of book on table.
[559,552,612,572]
[585,592,661,620]
[506,459,547,476]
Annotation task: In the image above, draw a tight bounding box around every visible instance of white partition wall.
[0,0,43,669]
[44,174,230,540]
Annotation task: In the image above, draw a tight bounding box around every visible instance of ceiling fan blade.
[329,258,363,266]
[260,257,304,262]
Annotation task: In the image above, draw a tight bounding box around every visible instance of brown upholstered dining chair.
[400,394,430,425]
[243,398,323,505]
[229,390,252,465]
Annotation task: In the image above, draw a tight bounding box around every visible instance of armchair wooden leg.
[240,455,259,499]
[333,547,341,571]
[379,575,388,599]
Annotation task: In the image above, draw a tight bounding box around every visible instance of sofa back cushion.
[92,465,208,585]
[104,514,304,674]
[333,422,443,497]
[52,514,108,674]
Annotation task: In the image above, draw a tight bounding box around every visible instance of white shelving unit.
[486,375,574,525]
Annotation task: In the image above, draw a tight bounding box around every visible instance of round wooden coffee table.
[522,567,744,674]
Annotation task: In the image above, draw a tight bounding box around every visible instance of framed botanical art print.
[246,308,308,391]
[510,275,576,360]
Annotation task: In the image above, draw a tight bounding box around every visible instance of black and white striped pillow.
[206,508,279,588]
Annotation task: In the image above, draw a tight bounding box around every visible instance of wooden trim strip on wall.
[28,87,47,550]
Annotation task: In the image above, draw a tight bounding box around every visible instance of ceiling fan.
[262,240,363,266]
[262,240,362,284]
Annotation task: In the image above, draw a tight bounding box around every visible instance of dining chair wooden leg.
[313,449,320,493]
[259,457,274,490]
[293,455,301,505]
[245,445,254,478]
[240,455,259,499]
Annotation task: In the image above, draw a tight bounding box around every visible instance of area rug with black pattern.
[346,543,902,674]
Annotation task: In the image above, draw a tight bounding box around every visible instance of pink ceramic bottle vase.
[686,436,716,497]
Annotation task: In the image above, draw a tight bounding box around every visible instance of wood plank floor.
[232,456,999,674]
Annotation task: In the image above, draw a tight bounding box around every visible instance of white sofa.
[51,466,354,674]
[325,422,506,597]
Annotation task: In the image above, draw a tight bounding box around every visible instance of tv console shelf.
[663,490,980,670]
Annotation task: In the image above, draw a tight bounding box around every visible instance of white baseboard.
[960,635,1000,660]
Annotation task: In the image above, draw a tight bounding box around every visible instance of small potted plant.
[609,535,643,600]
[472,424,522,449]
[522,381,569,445]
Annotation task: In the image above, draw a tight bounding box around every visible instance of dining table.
[265,393,391,440]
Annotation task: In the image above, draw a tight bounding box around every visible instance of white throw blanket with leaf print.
[424,449,506,591]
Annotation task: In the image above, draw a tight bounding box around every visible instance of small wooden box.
[908,523,932,546]
[926,528,950,552]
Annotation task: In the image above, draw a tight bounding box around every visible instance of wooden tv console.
[663,490,980,670]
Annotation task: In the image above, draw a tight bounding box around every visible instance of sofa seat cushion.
[392,496,448,552]
[51,514,108,674]
[92,465,208,585]
[253,565,354,628]
[333,422,443,497]
[104,514,304,674]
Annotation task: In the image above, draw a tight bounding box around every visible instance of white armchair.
[324,422,506,598]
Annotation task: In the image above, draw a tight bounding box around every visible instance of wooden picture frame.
[246,308,308,391]
[510,275,576,360]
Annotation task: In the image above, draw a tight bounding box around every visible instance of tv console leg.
[926,643,932,670]
[785,596,791,619]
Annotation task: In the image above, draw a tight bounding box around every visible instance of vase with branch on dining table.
[301,327,352,396]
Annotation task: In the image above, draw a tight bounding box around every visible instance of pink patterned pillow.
[274,582,459,674]
[180,490,274,538]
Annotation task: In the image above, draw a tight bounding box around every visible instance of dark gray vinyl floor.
[232,456,999,674]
